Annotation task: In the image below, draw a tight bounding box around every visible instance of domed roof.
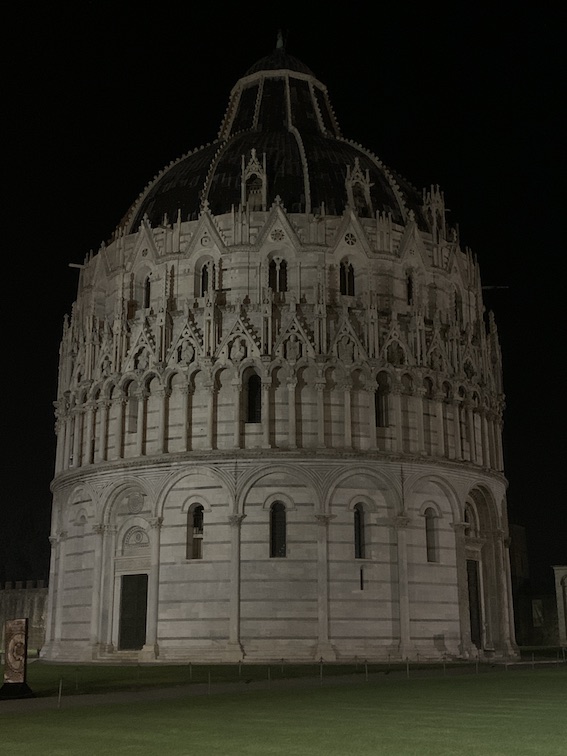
[121,44,428,234]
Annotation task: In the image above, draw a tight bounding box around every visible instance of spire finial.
[276,29,284,50]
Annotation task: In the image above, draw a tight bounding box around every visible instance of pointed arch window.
[340,261,355,296]
[406,272,414,306]
[454,288,463,324]
[354,503,366,559]
[246,174,263,210]
[270,501,286,558]
[424,507,438,563]
[187,504,204,560]
[246,373,262,423]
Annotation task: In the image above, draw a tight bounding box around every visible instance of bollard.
[58,678,63,709]
[75,667,79,692]
[208,670,211,695]
[268,665,271,684]
[281,658,284,676]
[406,657,410,679]
[532,652,535,670]
[475,659,479,675]
[365,660,368,682]
[189,662,192,681]
[239,660,242,679]
[319,657,323,686]
[443,655,446,676]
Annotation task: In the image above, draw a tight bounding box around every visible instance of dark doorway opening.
[119,573,148,650]
[467,559,482,649]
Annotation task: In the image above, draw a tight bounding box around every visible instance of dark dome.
[121,48,428,234]
[245,49,315,76]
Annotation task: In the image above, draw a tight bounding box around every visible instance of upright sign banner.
[1,617,35,699]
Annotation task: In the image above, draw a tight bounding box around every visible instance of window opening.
[270,501,286,557]
[425,507,438,562]
[247,374,262,423]
[340,261,355,296]
[187,504,204,560]
[354,503,366,559]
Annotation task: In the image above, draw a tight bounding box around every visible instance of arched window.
[246,373,262,423]
[187,504,204,560]
[424,507,438,563]
[340,261,355,296]
[201,266,209,297]
[269,259,288,293]
[354,503,366,559]
[143,276,151,309]
[270,501,286,557]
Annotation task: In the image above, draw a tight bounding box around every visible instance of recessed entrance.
[118,573,148,650]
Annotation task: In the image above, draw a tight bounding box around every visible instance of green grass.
[1,668,566,755]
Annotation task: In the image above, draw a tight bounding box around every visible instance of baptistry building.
[42,41,517,662]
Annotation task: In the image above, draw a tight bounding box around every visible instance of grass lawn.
[0,667,565,755]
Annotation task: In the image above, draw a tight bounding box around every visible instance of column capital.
[149,516,163,530]
[228,514,246,527]
[315,513,336,525]
[92,523,105,535]
[451,521,468,534]
[393,515,410,530]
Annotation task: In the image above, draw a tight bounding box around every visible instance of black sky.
[2,5,565,588]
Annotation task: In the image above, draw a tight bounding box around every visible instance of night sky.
[3,6,564,590]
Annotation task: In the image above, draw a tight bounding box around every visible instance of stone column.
[89,524,105,652]
[55,417,65,474]
[63,414,73,470]
[480,410,490,468]
[44,535,59,647]
[142,517,163,659]
[367,389,377,450]
[342,382,352,448]
[316,381,326,448]
[315,514,336,660]
[392,389,403,452]
[415,389,425,454]
[452,522,472,656]
[495,530,517,655]
[72,409,83,467]
[100,525,117,651]
[53,530,68,643]
[261,379,271,448]
[135,389,147,457]
[112,397,125,460]
[179,385,191,452]
[232,381,241,448]
[495,419,504,472]
[228,514,246,658]
[96,400,109,462]
[394,516,411,658]
[465,402,475,462]
[85,402,95,465]
[205,384,215,449]
[287,378,297,448]
[452,399,462,460]
[156,388,170,454]
[434,393,445,458]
